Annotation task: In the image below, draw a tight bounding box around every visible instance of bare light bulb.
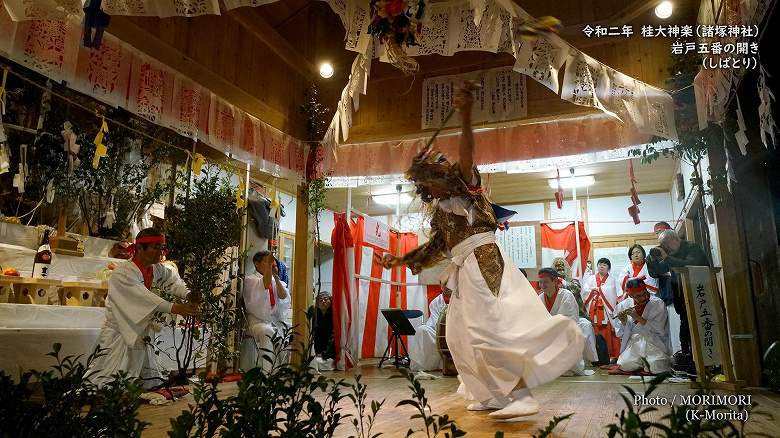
[319,62,334,79]
[655,1,673,19]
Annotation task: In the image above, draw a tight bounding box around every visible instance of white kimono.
[618,261,659,298]
[612,295,672,374]
[538,288,588,375]
[409,294,446,371]
[243,271,289,368]
[581,274,620,323]
[87,260,189,388]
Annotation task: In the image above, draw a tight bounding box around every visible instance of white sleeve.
[634,300,668,340]
[244,274,263,320]
[612,300,629,338]
[156,264,190,299]
[560,293,580,322]
[107,265,168,346]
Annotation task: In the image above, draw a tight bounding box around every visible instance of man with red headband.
[243,250,289,370]
[612,278,672,374]
[87,228,200,387]
[537,267,590,376]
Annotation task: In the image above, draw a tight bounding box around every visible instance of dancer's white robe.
[538,288,589,374]
[444,233,583,404]
[409,294,446,371]
[87,261,189,388]
[613,295,672,373]
[244,272,288,368]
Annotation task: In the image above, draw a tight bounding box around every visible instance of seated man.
[537,268,589,376]
[243,250,289,369]
[409,293,447,372]
[87,228,199,388]
[313,291,336,370]
[613,278,672,374]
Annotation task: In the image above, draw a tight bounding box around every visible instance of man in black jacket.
[647,229,710,374]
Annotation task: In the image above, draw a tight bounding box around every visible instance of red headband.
[538,272,556,280]
[626,285,646,295]
[654,223,671,232]
[136,235,166,245]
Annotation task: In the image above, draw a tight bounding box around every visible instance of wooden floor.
[139,363,780,437]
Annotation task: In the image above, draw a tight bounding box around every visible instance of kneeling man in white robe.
[537,268,589,376]
[613,278,672,374]
[87,228,199,388]
[243,250,289,369]
[409,293,447,371]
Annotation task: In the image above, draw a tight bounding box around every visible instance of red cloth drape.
[331,212,356,370]
[541,222,591,276]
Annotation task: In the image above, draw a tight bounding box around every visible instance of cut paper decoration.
[734,94,749,155]
[192,152,205,175]
[512,35,568,94]
[61,121,80,173]
[12,143,27,193]
[92,117,109,169]
[758,64,777,149]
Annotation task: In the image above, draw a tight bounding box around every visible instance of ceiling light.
[655,1,673,19]
[319,62,334,79]
[547,175,595,189]
[372,193,412,206]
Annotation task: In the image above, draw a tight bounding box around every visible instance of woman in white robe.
[409,294,447,371]
[87,230,199,388]
[618,245,659,300]
[581,258,622,360]
[382,83,583,420]
[613,278,672,374]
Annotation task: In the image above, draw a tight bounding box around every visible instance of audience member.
[618,245,659,299]
[581,258,621,361]
[409,293,447,371]
[612,278,672,374]
[313,291,335,370]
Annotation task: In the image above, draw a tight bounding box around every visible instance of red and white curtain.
[330,212,358,370]
[348,216,428,359]
[541,222,591,279]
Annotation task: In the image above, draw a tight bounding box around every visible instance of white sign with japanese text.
[363,215,390,251]
[496,225,537,268]
[687,266,722,367]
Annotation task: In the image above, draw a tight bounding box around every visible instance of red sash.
[133,258,153,289]
[268,285,276,307]
[544,289,559,313]
[585,274,614,325]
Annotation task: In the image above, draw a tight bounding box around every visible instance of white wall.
[503,202,545,221]
[587,193,675,237]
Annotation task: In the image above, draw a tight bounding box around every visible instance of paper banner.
[10,19,79,83]
[164,75,209,140]
[150,0,220,18]
[512,35,569,94]
[602,69,647,133]
[339,88,352,142]
[421,66,526,129]
[2,0,82,21]
[560,52,615,118]
[237,113,264,164]
[126,53,174,124]
[641,85,679,141]
[343,0,371,54]
[101,0,161,16]
[223,0,279,9]
[208,93,243,154]
[261,127,289,177]
[71,33,132,108]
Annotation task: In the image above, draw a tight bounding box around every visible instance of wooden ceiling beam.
[109,16,304,136]
[226,7,318,81]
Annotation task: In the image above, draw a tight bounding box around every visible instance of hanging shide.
[368,0,426,75]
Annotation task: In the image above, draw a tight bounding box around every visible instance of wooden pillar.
[707,144,761,386]
[291,184,314,365]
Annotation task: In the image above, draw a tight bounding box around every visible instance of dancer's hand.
[172,302,199,317]
[454,82,476,114]
[381,254,399,269]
